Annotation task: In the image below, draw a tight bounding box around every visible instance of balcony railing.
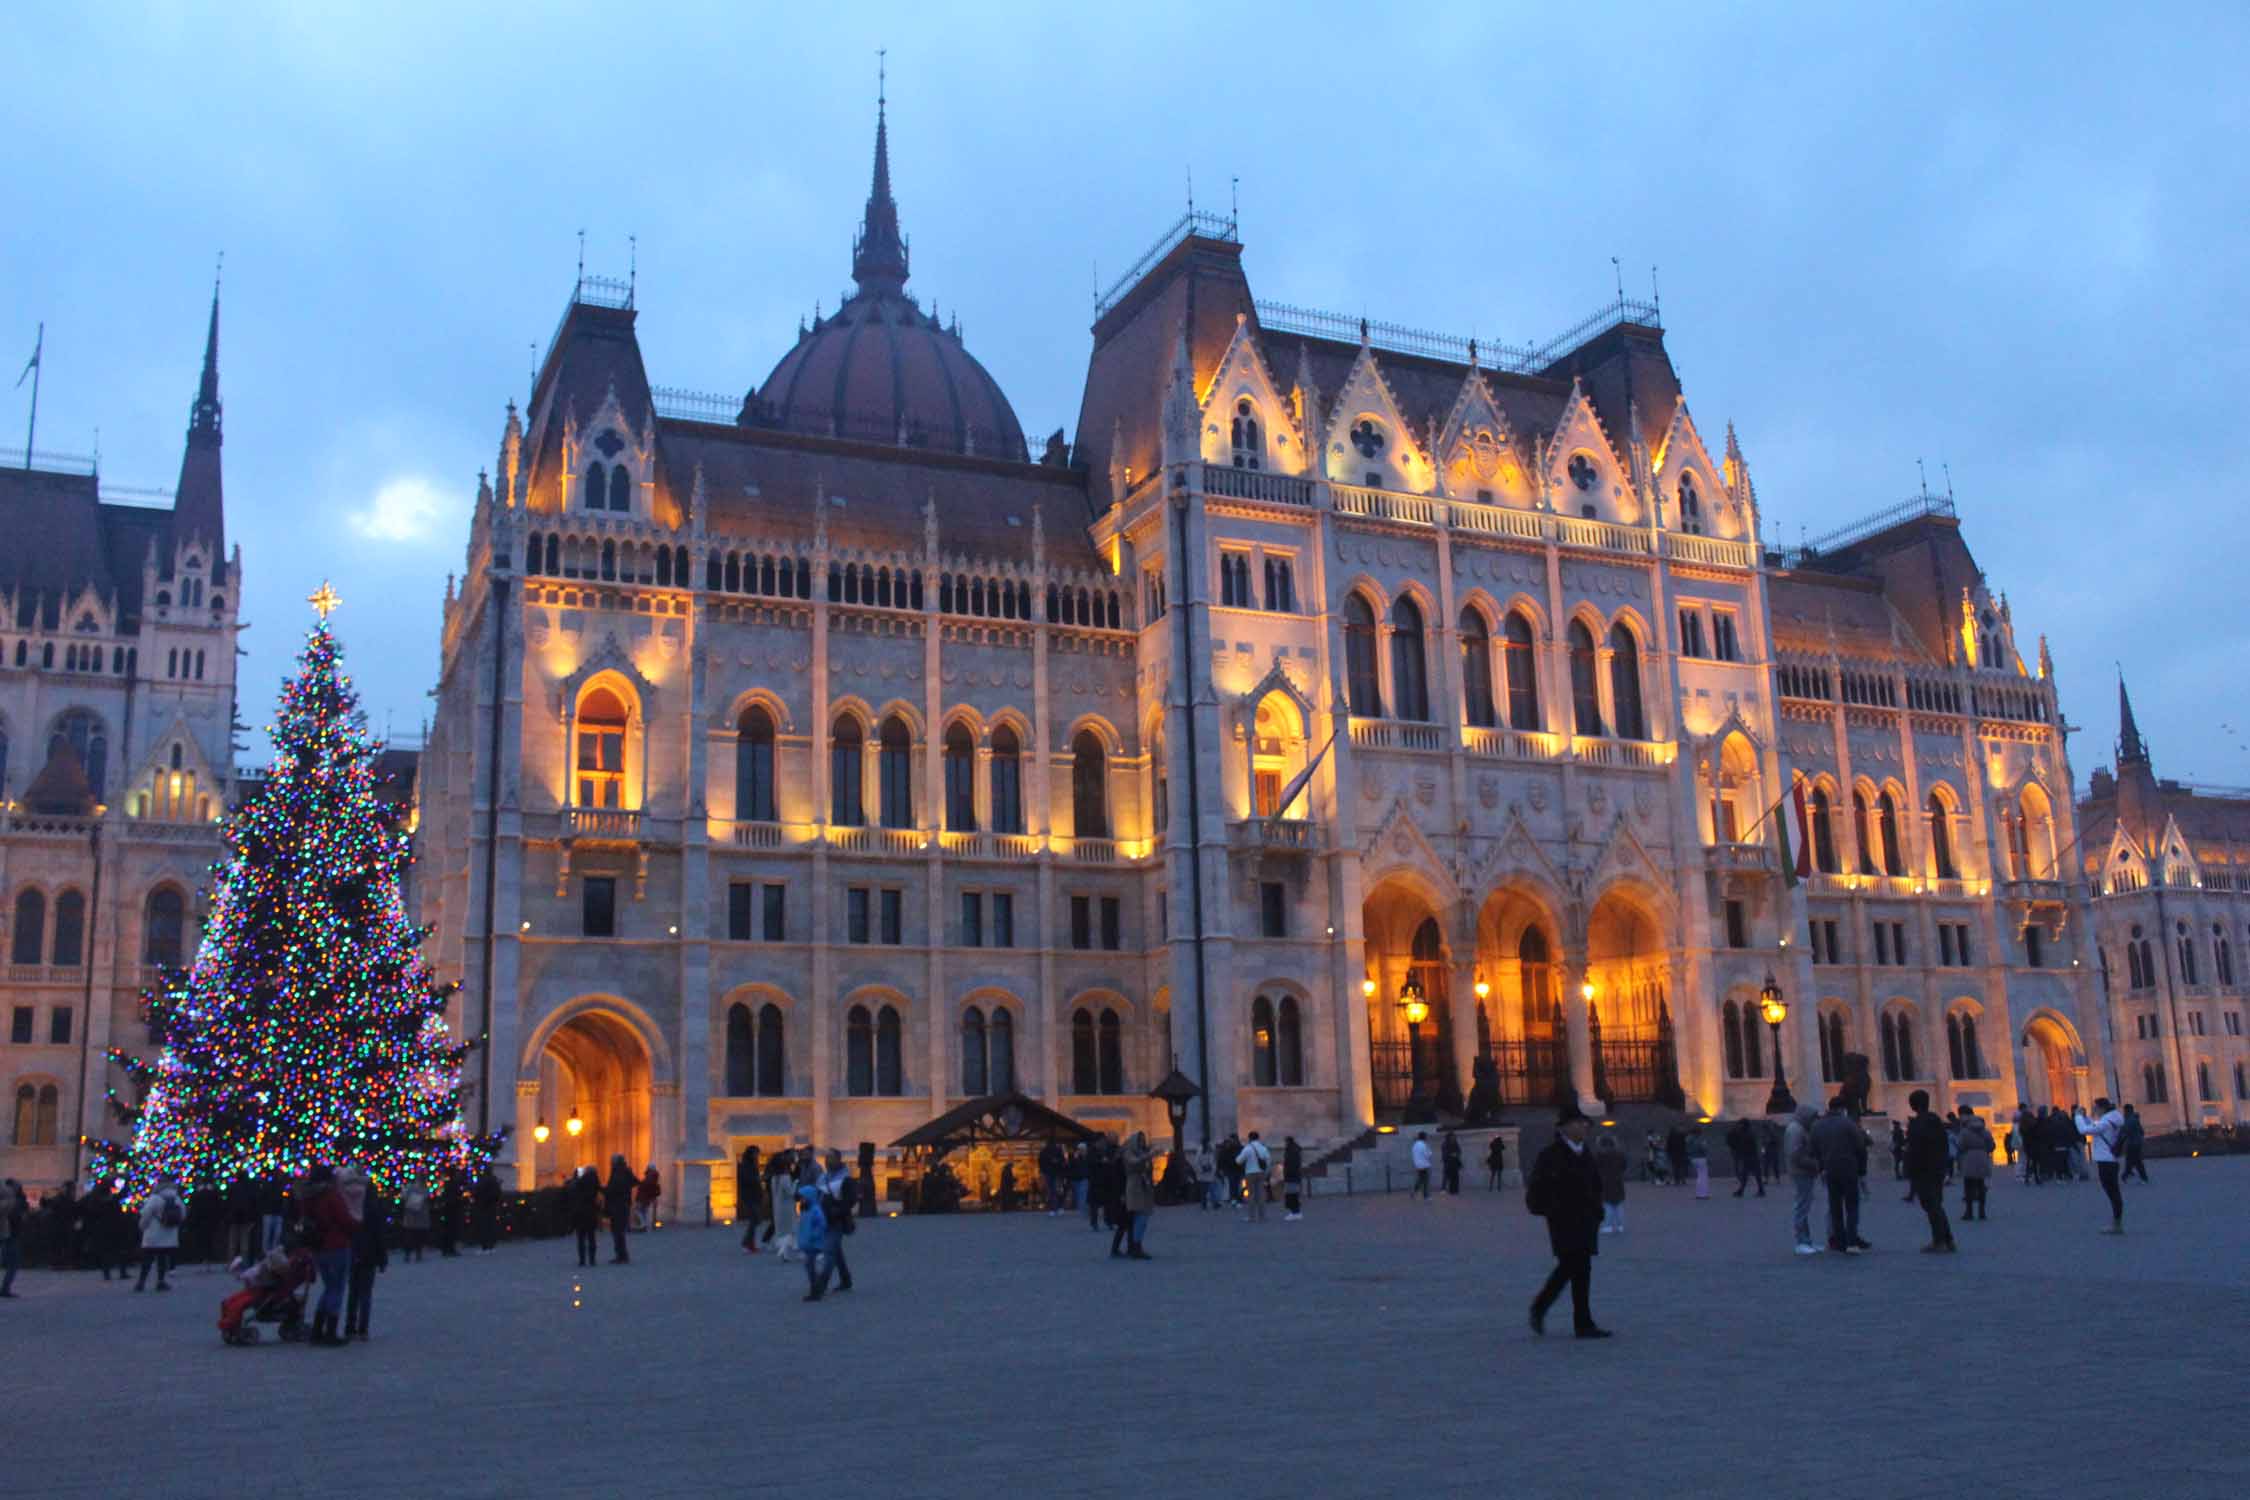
[937,831,1044,861]
[1065,837,1121,865]
[1349,718,1448,752]
[2001,878,2068,904]
[1706,841,1774,873]
[1462,725,1563,761]
[565,807,642,840]
[829,826,928,857]
[731,820,785,849]
[1229,818,1318,852]
[1202,465,1315,507]
[1573,736,1672,769]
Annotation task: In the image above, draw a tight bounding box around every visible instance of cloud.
[348,474,448,543]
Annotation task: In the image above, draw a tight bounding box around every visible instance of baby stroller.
[219,1247,317,1345]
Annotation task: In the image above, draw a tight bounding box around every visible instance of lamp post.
[1149,1064,1201,1159]
[1759,972,1795,1115]
[1397,979,1430,1027]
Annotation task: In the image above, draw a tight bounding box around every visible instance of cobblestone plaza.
[7,1158,2247,1498]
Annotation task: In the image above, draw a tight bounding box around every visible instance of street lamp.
[565,1111,585,1139]
[1149,1064,1201,1160]
[532,1118,551,1144]
[1759,972,1795,1115]
[1397,979,1430,1027]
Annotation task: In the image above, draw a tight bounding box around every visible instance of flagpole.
[21,322,41,469]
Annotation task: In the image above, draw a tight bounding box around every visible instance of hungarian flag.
[1771,777,1812,887]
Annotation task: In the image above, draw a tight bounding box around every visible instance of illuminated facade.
[418,107,2110,1215]
[0,295,241,1190]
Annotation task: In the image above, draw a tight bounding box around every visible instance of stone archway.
[1361,874,1456,1120]
[531,1009,653,1187]
[2019,1012,2081,1112]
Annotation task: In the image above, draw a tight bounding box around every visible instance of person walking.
[2120,1105,2149,1183]
[1812,1097,1871,1254]
[436,1167,465,1257]
[1193,1143,1221,1210]
[1282,1136,1304,1220]
[736,1146,764,1250]
[817,1150,856,1293]
[1037,1139,1064,1216]
[342,1169,387,1340]
[79,1179,122,1281]
[569,1165,602,1267]
[1726,1118,1764,1198]
[767,1148,799,1257]
[134,1175,186,1292]
[1120,1132,1157,1260]
[633,1164,662,1231]
[1095,1138,1129,1256]
[2073,1098,2128,1233]
[1783,1102,1822,1255]
[1238,1132,1272,1222]
[603,1155,637,1263]
[1409,1131,1434,1200]
[471,1164,502,1253]
[1486,1134,1508,1191]
[1664,1125,1689,1187]
[1686,1127,1711,1199]
[1217,1133,1242,1210]
[1526,1106,1611,1339]
[0,1177,23,1297]
[1955,1108,1995,1222]
[1890,1121,1910,1198]
[302,1166,357,1347]
[400,1182,431,1262]
[1593,1132,1628,1235]
[794,1183,833,1302]
[1441,1129,1464,1196]
[1903,1091,1956,1253]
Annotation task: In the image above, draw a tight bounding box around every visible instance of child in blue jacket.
[795,1184,832,1302]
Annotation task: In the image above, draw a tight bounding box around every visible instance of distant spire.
[2117,674,2149,767]
[851,62,910,295]
[190,267,222,445]
[174,274,226,559]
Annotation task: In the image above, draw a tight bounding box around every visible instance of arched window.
[1277,995,1304,1087]
[2019,785,2055,879]
[1723,1000,1746,1079]
[574,688,627,809]
[50,709,108,798]
[830,717,865,826]
[1502,611,1541,731]
[878,717,913,829]
[736,706,776,822]
[582,460,606,509]
[1946,1012,1985,1079]
[1389,598,1430,721]
[1881,1010,1918,1082]
[2177,921,2199,985]
[9,888,44,965]
[2136,930,2154,991]
[1927,791,1957,879]
[1071,1011,1097,1094]
[1810,788,1839,873]
[144,887,185,969]
[1518,927,1556,1035]
[1567,621,1602,736]
[51,889,85,967]
[2125,932,2146,990]
[847,1005,874,1096]
[1607,622,1645,739]
[1677,472,1702,532]
[1877,791,1904,876]
[725,1004,755,1095]
[1071,729,1108,838]
[757,1005,785,1096]
[962,1007,989,1096]
[1251,994,1277,1087]
[1819,1009,1848,1083]
[1723,1000,1764,1080]
[12,1082,58,1147]
[1343,594,1381,716]
[2215,927,2234,987]
[1459,609,1495,728]
[989,725,1023,834]
[943,723,977,831]
[608,465,631,512]
[1149,726,1168,841]
[989,1009,1015,1094]
[1230,399,1261,469]
[1852,791,1876,874]
[1098,1008,1124,1094]
[875,1005,903,1096]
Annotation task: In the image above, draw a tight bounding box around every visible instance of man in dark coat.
[570,1166,603,1266]
[1526,1106,1611,1339]
[602,1156,637,1263]
[735,1146,763,1249]
[1904,1090,1956,1252]
[1811,1096,1872,1253]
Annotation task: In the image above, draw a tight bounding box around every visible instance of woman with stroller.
[302,1165,358,1347]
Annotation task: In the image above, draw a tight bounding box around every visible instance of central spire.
[189,272,222,446]
[850,68,909,296]
[2117,675,2149,767]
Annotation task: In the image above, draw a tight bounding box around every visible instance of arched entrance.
[2019,1013,2081,1112]
[531,1010,652,1187]
[1473,884,1570,1107]
[1361,877,1458,1120]
[1584,886,1679,1105]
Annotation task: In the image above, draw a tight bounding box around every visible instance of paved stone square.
[7,1158,2248,1499]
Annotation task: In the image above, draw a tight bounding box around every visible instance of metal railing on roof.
[574,273,634,310]
[1094,210,1238,319]
[1252,294,1661,376]
[1784,491,1959,566]
[652,387,740,424]
[16,450,98,476]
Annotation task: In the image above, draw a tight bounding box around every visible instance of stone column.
[1562,949,1599,1109]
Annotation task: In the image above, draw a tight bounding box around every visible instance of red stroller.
[218,1248,316,1345]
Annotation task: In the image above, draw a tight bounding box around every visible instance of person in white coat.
[135,1177,186,1292]
[1237,1133,1272,1222]
[2073,1098,2128,1233]
[1409,1133,1434,1200]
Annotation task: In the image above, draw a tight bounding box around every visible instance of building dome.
[745,100,1026,461]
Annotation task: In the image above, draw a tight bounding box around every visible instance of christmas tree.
[94,584,498,1197]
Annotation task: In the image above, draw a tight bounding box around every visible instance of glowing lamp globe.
[532,1120,551,1144]
[566,1113,585,1138]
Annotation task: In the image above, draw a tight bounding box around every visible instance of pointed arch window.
[1071,1011,1098,1094]
[756,1005,785,1096]
[1518,927,1556,1035]
[1810,788,1839,873]
[51,889,85,967]
[1343,594,1382,717]
[875,1004,904,1096]
[962,1006,989,1096]
[989,1008,1015,1094]
[1881,1010,1918,1082]
[830,717,865,826]
[144,887,185,969]
[1819,1009,1847,1083]
[1567,621,1602,736]
[1607,622,1645,739]
[1230,399,1261,469]
[1947,1011,1986,1079]
[582,460,607,510]
[1277,995,1303,1086]
[1072,729,1108,839]
[1927,791,1957,879]
[51,709,107,799]
[1877,791,1904,876]
[1852,791,1876,874]
[1459,609,1495,728]
[12,1082,58,1147]
[736,706,777,822]
[1150,727,1169,842]
[989,725,1023,835]
[725,1003,755,1095]
[2177,921,2199,985]
[1389,598,1429,721]
[608,465,632,512]
[878,717,913,829]
[574,688,627,809]
[9,888,44,965]
[1098,1008,1124,1094]
[943,723,977,831]
[847,1005,874,1096]
[1502,611,1541,731]
[1677,472,1702,533]
[1722,1000,1746,1078]
[1252,995,1278,1087]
